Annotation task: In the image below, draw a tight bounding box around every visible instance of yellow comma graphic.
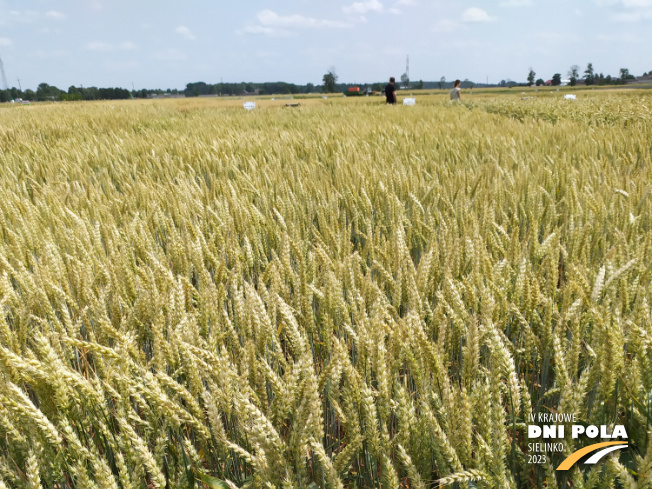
[557,441,628,471]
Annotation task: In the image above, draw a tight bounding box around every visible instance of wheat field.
[0,91,651,488]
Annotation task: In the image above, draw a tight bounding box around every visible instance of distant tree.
[79,87,99,100]
[499,79,507,87]
[305,82,315,93]
[94,87,122,100]
[551,73,562,86]
[568,65,579,86]
[417,79,424,89]
[36,83,64,101]
[36,83,50,101]
[584,63,595,85]
[24,89,35,100]
[322,68,337,93]
[596,73,605,85]
[185,82,209,97]
[61,85,82,101]
[535,78,544,86]
[438,76,446,89]
[527,68,536,86]
[620,67,634,82]
[400,72,409,88]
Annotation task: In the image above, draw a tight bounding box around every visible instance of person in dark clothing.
[385,77,397,104]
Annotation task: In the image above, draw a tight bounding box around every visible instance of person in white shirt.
[450,79,461,101]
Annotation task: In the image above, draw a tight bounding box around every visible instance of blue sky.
[0,0,650,90]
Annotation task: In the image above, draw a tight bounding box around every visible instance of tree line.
[0,83,132,102]
[525,63,642,87]
[2,65,650,103]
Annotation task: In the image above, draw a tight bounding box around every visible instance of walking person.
[450,79,461,101]
[385,77,398,104]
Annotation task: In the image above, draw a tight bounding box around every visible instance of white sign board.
[243,102,256,110]
[564,94,577,100]
[403,98,416,106]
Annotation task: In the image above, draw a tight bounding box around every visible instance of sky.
[0,0,650,91]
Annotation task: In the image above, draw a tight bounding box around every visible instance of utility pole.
[405,55,410,88]
[406,55,409,81]
[17,78,22,91]
[0,56,9,91]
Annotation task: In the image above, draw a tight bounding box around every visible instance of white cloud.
[152,48,187,61]
[243,9,352,35]
[499,0,531,6]
[85,41,135,52]
[0,37,13,46]
[26,49,69,59]
[343,0,384,15]
[461,7,497,22]
[596,0,652,21]
[613,10,652,20]
[175,26,196,41]
[389,0,417,12]
[433,19,466,32]
[85,41,114,52]
[257,10,351,28]
[621,0,652,6]
[7,10,40,23]
[595,33,643,41]
[241,25,293,36]
[104,60,139,70]
[46,10,66,20]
